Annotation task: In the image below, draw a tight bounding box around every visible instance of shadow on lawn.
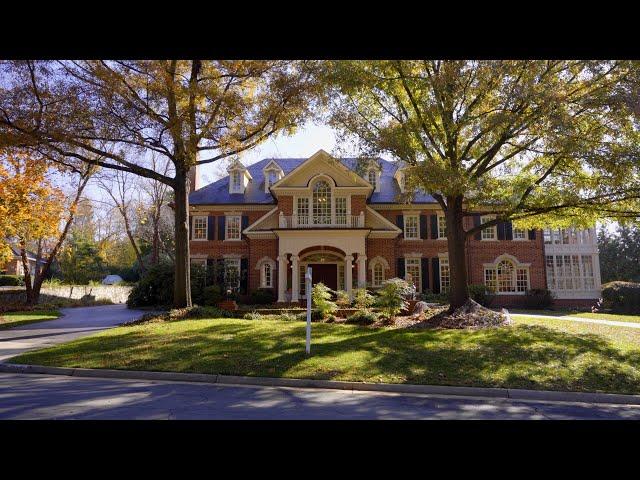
[10,320,640,394]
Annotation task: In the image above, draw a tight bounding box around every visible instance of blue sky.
[198,122,342,184]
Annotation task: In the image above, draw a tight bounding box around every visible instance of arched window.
[312,180,331,224]
[496,260,514,292]
[262,263,272,288]
[373,262,384,287]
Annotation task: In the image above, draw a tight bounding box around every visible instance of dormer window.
[231,171,242,191]
[262,160,284,193]
[227,159,251,194]
[367,169,377,190]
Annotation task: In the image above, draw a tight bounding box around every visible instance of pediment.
[272,150,371,190]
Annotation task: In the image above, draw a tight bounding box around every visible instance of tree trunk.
[445,195,470,311]
[20,246,35,305]
[173,169,192,308]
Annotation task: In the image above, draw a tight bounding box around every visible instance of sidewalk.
[509,312,640,329]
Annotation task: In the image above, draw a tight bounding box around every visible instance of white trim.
[403,213,420,240]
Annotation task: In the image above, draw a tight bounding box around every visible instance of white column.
[291,255,300,303]
[277,255,288,303]
[345,254,354,297]
[357,255,367,288]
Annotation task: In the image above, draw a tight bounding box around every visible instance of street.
[2,372,640,419]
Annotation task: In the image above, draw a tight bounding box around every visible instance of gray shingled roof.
[189,157,436,205]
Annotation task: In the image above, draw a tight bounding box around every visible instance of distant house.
[0,245,37,277]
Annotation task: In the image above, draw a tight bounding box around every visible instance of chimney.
[188,153,203,193]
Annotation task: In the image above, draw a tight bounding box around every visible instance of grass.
[510,309,640,324]
[0,310,60,330]
[9,314,640,395]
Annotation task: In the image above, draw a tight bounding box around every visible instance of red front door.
[308,263,338,291]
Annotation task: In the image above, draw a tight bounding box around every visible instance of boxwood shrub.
[602,281,640,313]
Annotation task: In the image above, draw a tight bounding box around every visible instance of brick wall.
[351,195,367,215]
[279,196,293,215]
[248,238,278,292]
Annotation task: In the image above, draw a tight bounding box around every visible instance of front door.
[308,263,338,291]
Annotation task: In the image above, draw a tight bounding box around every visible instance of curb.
[2,363,640,406]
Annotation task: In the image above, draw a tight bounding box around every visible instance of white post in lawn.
[306,266,312,355]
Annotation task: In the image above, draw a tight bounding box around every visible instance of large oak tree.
[325,60,640,310]
[0,60,320,307]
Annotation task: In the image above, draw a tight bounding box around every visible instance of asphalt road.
[2,372,640,420]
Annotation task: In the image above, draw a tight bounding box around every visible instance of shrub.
[601,281,640,313]
[311,282,338,320]
[419,290,449,304]
[243,311,262,320]
[375,278,411,320]
[202,285,224,306]
[353,288,375,309]
[468,284,495,307]
[345,310,379,325]
[127,263,175,307]
[335,290,350,308]
[247,288,276,305]
[523,288,554,309]
[0,275,24,286]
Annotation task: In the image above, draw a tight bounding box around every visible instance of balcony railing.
[278,212,365,228]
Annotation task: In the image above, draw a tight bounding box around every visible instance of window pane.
[405,215,419,239]
[335,197,347,225]
[484,268,497,291]
[224,259,240,290]
[226,216,241,240]
[193,217,207,240]
[497,260,514,292]
[440,258,450,293]
[513,228,526,239]
[312,181,331,224]
[405,258,421,291]
[481,215,496,240]
[438,216,447,238]
[373,263,384,286]
[368,170,377,189]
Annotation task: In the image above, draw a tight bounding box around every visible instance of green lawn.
[510,309,640,324]
[0,310,60,330]
[9,314,640,395]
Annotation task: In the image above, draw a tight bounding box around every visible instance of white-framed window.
[312,180,332,224]
[225,215,241,241]
[367,169,377,190]
[372,262,385,287]
[437,215,447,239]
[546,254,596,292]
[484,259,529,294]
[261,263,273,288]
[404,215,419,240]
[513,228,527,240]
[296,197,310,226]
[193,216,207,240]
[335,197,347,225]
[224,258,241,290]
[481,215,497,240]
[405,258,421,292]
[230,170,242,193]
[440,257,450,293]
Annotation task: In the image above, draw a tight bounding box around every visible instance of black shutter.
[397,258,405,279]
[216,259,225,285]
[430,214,438,239]
[505,221,513,241]
[473,214,481,240]
[206,259,214,285]
[419,215,428,239]
[189,215,193,240]
[241,215,249,239]
[396,215,404,233]
[528,229,537,240]
[431,257,440,293]
[421,258,429,292]
[497,222,506,240]
[207,216,215,240]
[218,216,225,240]
[240,258,249,294]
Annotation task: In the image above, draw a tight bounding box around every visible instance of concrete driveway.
[0,304,149,362]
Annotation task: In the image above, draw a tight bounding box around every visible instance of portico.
[274,230,369,302]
